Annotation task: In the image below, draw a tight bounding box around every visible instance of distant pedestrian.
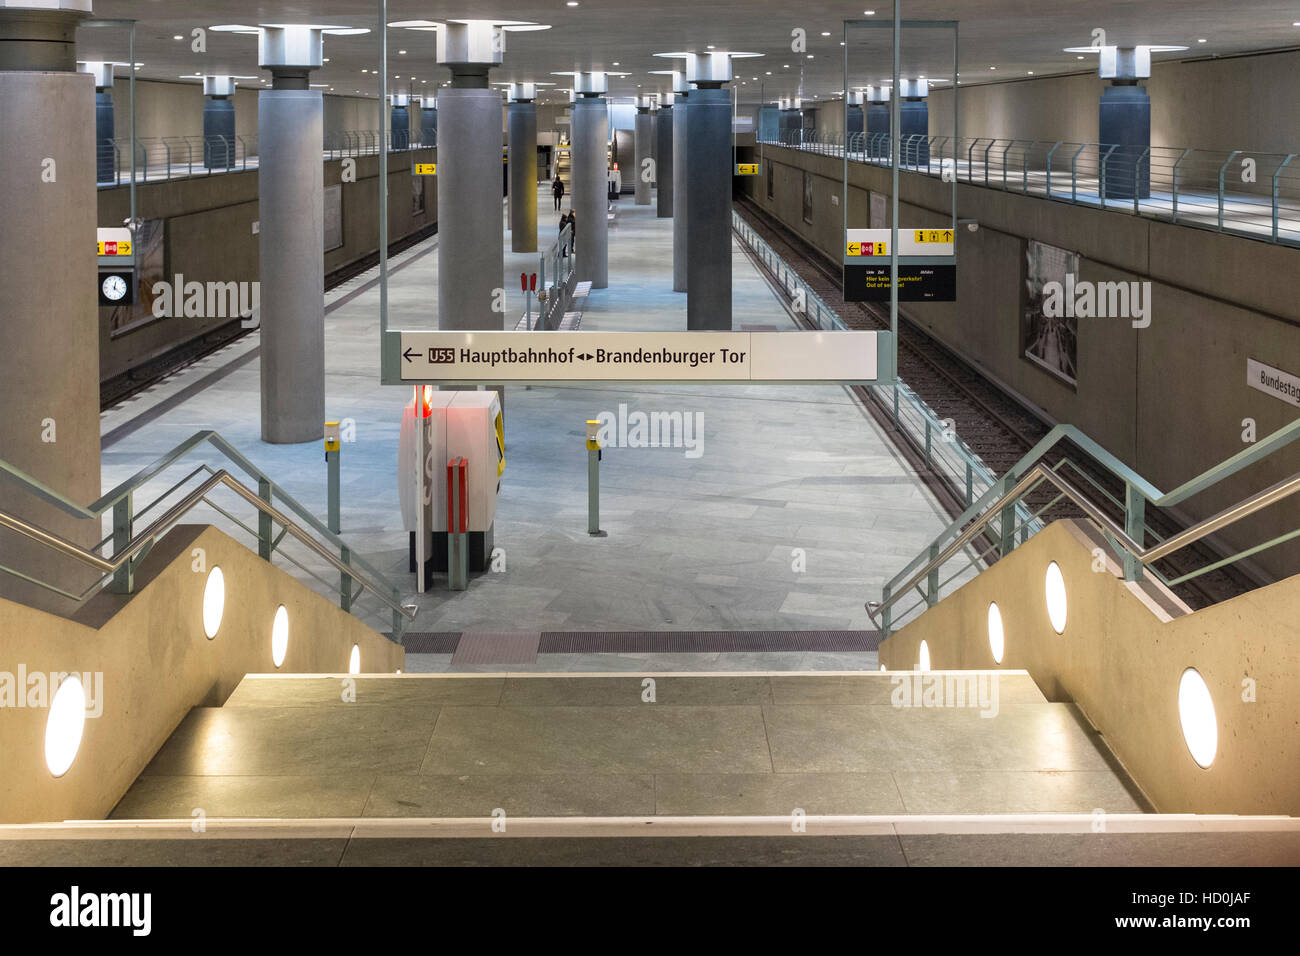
[559,211,572,257]
[566,210,576,255]
[552,175,565,211]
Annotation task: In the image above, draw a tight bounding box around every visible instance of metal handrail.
[0,430,414,635]
[871,459,1300,633]
[0,468,414,637]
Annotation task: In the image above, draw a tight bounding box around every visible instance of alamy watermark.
[0,668,103,717]
[890,671,999,718]
[1042,273,1151,328]
[595,403,704,459]
[151,274,260,327]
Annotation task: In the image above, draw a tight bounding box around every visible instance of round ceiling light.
[1177,668,1217,768]
[988,602,1005,664]
[1045,561,1068,633]
[45,676,86,778]
[271,605,290,668]
[202,567,225,639]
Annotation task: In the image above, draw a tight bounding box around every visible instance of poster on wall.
[870,192,887,229]
[802,170,813,224]
[324,184,344,253]
[1022,239,1079,386]
[411,173,426,217]
[106,219,166,338]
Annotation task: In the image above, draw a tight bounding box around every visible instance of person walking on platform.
[552,175,565,211]
[566,209,576,256]
[559,211,572,257]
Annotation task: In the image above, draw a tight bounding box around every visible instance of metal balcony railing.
[757,130,1300,246]
[96,128,439,187]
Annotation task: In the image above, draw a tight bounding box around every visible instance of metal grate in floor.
[536,630,881,654]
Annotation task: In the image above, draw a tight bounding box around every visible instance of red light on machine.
[529,273,537,292]
[421,385,435,417]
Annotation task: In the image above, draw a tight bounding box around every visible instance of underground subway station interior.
[1,0,1299,898]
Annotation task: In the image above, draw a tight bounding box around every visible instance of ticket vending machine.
[398,389,504,585]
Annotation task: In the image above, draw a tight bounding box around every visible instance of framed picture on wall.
[766,163,773,200]
[324,184,344,253]
[870,191,887,229]
[1022,239,1079,386]
[411,174,426,217]
[802,170,813,224]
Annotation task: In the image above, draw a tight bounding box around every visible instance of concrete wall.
[108,79,379,157]
[930,50,1300,154]
[740,144,1300,582]
[96,148,436,383]
[0,524,403,824]
[325,93,381,135]
[880,520,1300,815]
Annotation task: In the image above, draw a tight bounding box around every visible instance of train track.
[734,197,1257,610]
[100,223,439,412]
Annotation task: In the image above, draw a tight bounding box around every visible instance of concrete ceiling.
[79,1,1300,106]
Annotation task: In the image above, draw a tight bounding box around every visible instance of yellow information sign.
[413,163,437,176]
[846,241,887,257]
[96,241,132,256]
[735,163,760,175]
[913,229,954,244]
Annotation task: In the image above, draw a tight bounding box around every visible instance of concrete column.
[779,97,801,139]
[672,78,689,292]
[437,21,506,327]
[571,74,609,289]
[1077,45,1181,200]
[866,86,890,159]
[202,76,238,170]
[507,83,538,253]
[257,26,326,444]
[684,53,733,330]
[420,100,438,145]
[1099,84,1150,199]
[79,61,114,183]
[634,97,652,205]
[0,1,101,613]
[899,79,929,167]
[390,93,410,149]
[846,90,865,136]
[655,100,673,218]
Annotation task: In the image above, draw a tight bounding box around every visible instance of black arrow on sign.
[579,353,594,360]
[403,347,418,363]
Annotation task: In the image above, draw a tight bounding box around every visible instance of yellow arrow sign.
[846,241,887,256]
[96,241,132,256]
[913,229,954,244]
[735,163,760,175]
[413,163,437,176]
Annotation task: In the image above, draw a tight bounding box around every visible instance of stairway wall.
[0,524,403,824]
[880,519,1300,815]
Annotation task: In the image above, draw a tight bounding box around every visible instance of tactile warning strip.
[536,630,881,654]
[400,632,462,654]
[451,632,541,667]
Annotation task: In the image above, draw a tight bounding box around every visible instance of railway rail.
[734,196,1258,610]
